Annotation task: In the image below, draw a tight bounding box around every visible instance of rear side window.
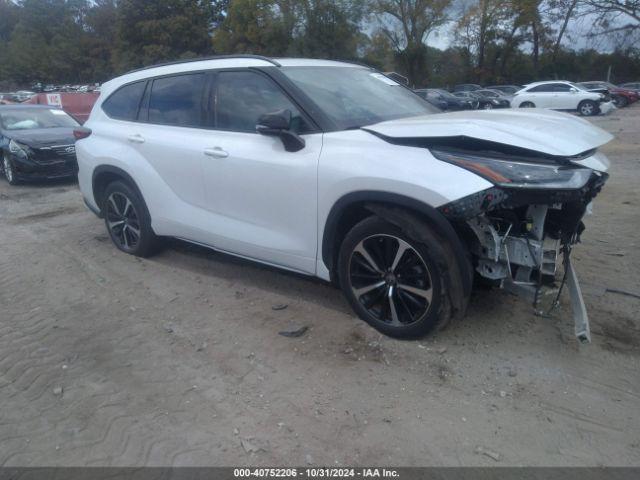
[553,84,571,92]
[102,81,147,121]
[528,85,553,93]
[215,71,307,133]
[148,73,206,127]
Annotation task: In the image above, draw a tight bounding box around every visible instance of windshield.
[281,67,439,129]
[0,108,79,131]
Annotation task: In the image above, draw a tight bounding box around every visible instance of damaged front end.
[434,144,609,344]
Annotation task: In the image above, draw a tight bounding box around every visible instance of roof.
[524,80,574,87]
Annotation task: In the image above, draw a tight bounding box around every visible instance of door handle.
[127,134,145,144]
[204,147,229,158]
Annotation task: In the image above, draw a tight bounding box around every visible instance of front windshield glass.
[281,67,439,129]
[0,108,79,130]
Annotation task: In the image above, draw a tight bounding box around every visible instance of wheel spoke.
[122,225,130,248]
[354,242,383,274]
[123,198,133,218]
[388,286,401,326]
[354,280,386,298]
[108,196,122,216]
[390,240,410,273]
[108,220,125,229]
[127,224,140,240]
[398,283,433,302]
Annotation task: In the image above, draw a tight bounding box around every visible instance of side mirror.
[256,109,305,153]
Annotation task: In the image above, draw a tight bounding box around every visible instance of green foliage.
[0,0,639,88]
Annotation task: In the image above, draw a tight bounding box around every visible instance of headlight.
[491,99,500,104]
[9,139,31,157]
[431,149,593,189]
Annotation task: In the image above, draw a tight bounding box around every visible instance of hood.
[2,127,75,147]
[363,109,613,157]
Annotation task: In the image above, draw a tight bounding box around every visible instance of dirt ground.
[1,105,639,467]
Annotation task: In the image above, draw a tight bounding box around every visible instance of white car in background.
[511,81,614,116]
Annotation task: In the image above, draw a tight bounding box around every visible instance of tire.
[337,215,455,339]
[2,154,19,185]
[483,102,494,110]
[519,101,535,108]
[612,95,628,108]
[578,100,598,116]
[102,180,159,257]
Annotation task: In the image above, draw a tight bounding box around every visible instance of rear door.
[200,69,322,273]
[550,83,575,109]
[133,72,210,209]
[525,84,555,108]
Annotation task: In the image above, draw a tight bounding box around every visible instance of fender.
[321,191,473,297]
[91,164,145,214]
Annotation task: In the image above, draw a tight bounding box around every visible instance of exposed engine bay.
[433,144,608,344]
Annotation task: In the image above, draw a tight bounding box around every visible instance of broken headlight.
[9,139,32,158]
[432,149,592,189]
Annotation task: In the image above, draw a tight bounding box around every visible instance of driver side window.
[214,71,308,133]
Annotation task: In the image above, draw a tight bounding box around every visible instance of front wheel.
[103,180,160,257]
[519,101,535,108]
[578,100,598,116]
[2,155,19,185]
[483,102,494,110]
[338,216,451,339]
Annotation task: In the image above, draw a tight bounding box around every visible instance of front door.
[201,69,322,274]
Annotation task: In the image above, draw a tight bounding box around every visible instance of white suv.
[511,80,614,116]
[76,56,613,341]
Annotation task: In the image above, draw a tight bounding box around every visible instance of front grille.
[32,144,76,165]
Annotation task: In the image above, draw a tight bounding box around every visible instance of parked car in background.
[14,90,36,102]
[0,93,19,105]
[619,82,640,93]
[452,84,482,93]
[24,92,100,124]
[578,81,639,108]
[473,89,512,109]
[76,55,613,342]
[0,105,79,184]
[485,85,522,95]
[415,89,477,110]
[511,81,613,116]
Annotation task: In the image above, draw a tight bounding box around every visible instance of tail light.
[74,127,92,140]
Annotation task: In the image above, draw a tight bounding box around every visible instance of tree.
[212,0,294,55]
[113,0,213,73]
[373,0,452,86]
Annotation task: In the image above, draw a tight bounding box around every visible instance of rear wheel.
[519,101,535,108]
[2,155,19,185]
[103,180,159,257]
[578,100,598,116]
[338,216,453,339]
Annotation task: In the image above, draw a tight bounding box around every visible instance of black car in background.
[484,85,522,94]
[414,88,477,110]
[0,105,80,185]
[474,89,512,108]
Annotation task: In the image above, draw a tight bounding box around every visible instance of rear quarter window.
[102,81,147,121]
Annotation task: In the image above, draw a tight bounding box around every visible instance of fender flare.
[321,191,473,297]
[91,165,145,212]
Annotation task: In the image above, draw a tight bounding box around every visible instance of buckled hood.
[363,109,614,157]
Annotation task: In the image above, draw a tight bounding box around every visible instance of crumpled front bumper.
[439,170,607,344]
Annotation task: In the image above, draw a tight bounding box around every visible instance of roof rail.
[124,54,281,75]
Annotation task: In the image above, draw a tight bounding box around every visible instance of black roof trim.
[124,55,282,75]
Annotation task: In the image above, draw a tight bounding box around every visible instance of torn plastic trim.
[438,171,608,222]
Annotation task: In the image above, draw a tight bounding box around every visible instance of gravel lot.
[1,106,639,467]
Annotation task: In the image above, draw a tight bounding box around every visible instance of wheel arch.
[92,165,145,214]
[321,191,473,297]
